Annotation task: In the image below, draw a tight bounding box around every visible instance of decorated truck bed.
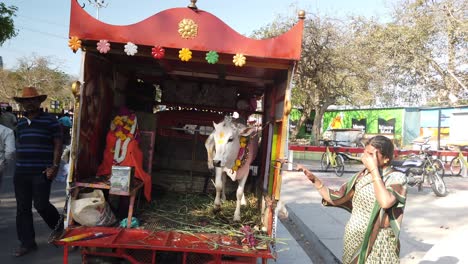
[55,1,305,263]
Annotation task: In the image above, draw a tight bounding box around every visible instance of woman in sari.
[297,135,407,264]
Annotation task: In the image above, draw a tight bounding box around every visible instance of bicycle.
[449,144,468,176]
[319,139,345,177]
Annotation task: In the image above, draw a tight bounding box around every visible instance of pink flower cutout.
[152,45,165,59]
[97,40,111,54]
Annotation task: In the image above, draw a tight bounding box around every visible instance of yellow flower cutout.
[178,18,198,39]
[179,48,192,62]
[233,53,246,67]
[68,36,82,52]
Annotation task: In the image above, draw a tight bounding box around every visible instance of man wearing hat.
[12,87,63,257]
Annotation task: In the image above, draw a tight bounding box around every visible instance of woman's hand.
[361,150,379,173]
[296,164,307,172]
[296,164,316,182]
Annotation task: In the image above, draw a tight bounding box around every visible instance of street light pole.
[86,0,108,19]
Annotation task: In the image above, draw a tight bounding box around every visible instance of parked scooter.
[391,136,448,197]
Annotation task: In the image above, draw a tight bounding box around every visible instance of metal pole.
[437,109,441,152]
[288,150,294,171]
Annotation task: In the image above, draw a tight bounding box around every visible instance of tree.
[370,0,467,106]
[0,54,74,111]
[253,12,380,143]
[0,3,18,46]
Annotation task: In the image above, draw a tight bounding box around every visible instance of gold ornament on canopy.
[178,19,198,39]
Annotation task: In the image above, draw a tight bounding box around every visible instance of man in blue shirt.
[58,112,72,145]
[58,112,72,128]
[12,87,63,257]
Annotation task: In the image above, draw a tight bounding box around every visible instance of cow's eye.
[228,137,234,142]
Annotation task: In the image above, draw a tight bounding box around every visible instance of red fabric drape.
[97,132,152,201]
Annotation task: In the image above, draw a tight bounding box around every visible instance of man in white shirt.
[0,106,17,131]
[0,120,15,192]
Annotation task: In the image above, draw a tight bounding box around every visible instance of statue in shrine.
[97,107,152,201]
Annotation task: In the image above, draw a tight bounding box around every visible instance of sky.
[0,0,392,77]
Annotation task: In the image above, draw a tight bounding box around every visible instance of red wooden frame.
[57,227,273,264]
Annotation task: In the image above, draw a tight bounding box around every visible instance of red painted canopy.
[69,0,304,61]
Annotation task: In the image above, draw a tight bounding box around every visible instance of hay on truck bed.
[137,192,275,250]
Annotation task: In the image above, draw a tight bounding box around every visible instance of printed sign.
[305,119,313,133]
[378,118,395,134]
[351,118,366,132]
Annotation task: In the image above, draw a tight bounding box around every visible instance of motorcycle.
[391,137,448,197]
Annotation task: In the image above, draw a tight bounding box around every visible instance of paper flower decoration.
[205,51,219,64]
[233,53,246,67]
[178,18,198,39]
[68,36,82,53]
[124,42,138,56]
[97,40,111,54]
[151,45,165,59]
[179,48,192,62]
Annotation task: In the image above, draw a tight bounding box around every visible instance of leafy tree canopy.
[0,55,74,111]
[0,3,18,46]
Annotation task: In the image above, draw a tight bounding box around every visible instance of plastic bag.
[71,189,116,226]
[55,145,71,182]
[55,161,69,183]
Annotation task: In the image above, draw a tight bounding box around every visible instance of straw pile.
[138,192,276,249]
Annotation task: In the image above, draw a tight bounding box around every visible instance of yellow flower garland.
[232,136,249,172]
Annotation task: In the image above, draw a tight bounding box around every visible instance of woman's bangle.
[368,167,378,174]
[316,182,324,190]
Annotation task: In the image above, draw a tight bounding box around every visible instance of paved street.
[280,159,468,264]
[0,175,81,264]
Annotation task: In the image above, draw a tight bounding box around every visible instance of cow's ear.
[213,121,219,130]
[240,127,257,137]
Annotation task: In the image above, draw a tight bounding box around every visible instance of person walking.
[12,87,63,257]
[297,135,407,264]
[58,112,72,146]
[0,118,15,193]
[0,105,18,131]
[0,106,18,181]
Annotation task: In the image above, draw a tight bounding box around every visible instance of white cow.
[205,116,258,221]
